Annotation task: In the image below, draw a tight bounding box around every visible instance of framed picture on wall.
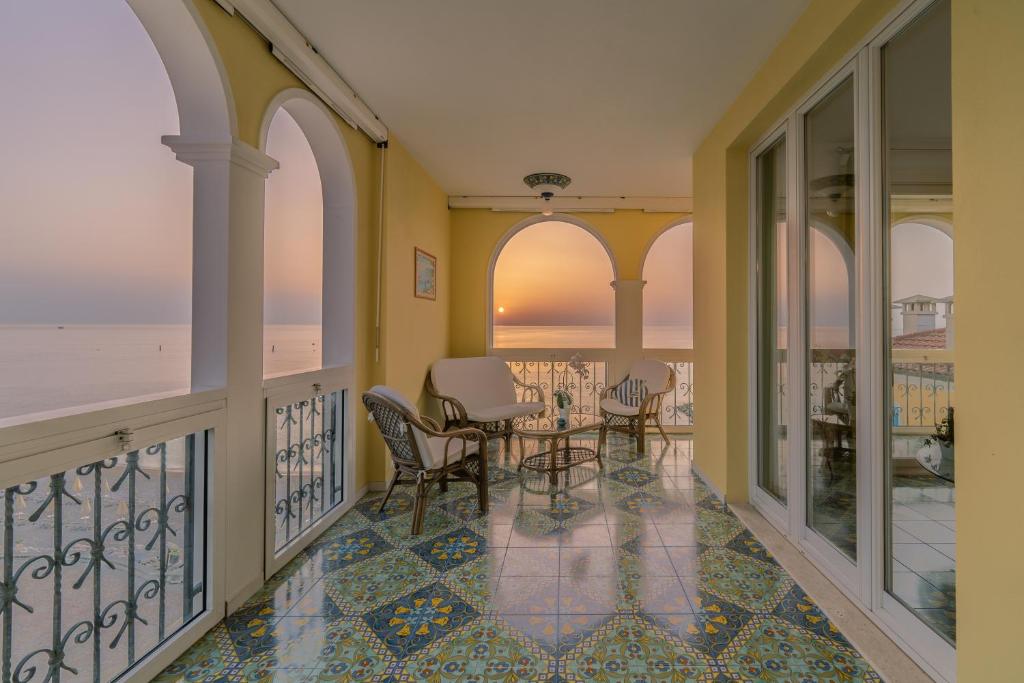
[414,247,437,300]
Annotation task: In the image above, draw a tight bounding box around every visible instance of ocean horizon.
[1,323,850,421]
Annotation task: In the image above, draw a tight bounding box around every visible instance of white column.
[612,279,645,380]
[163,136,279,611]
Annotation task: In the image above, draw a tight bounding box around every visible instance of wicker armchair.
[426,357,545,455]
[598,360,675,456]
[363,386,488,535]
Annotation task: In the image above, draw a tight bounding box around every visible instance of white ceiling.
[272,0,809,198]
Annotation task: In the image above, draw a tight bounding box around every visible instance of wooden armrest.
[512,375,546,404]
[425,375,469,426]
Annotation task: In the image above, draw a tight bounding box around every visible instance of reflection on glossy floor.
[159,435,880,681]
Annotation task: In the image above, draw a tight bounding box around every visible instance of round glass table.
[512,414,603,487]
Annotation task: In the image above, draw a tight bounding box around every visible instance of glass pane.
[0,430,210,682]
[756,137,788,503]
[805,76,857,561]
[882,0,955,644]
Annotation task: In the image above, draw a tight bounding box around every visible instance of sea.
[1,323,851,422]
[0,324,322,421]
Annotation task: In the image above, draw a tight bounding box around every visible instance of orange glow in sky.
[493,222,614,325]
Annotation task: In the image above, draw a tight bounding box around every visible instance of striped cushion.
[614,377,648,407]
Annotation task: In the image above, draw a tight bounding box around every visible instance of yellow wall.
[196,0,452,490]
[449,209,688,357]
[951,0,1024,676]
[692,0,902,500]
[378,140,452,479]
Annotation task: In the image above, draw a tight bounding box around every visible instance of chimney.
[941,296,954,349]
[897,295,938,334]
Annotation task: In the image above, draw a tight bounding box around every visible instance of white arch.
[893,214,953,238]
[128,0,235,140]
[486,213,618,350]
[260,89,358,367]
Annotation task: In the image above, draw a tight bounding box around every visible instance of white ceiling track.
[448,196,692,214]
[229,0,388,143]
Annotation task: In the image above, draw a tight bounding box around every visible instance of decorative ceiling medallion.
[523,172,572,191]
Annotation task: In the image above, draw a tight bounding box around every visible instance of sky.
[492,221,614,326]
[0,1,326,326]
[264,109,324,325]
[0,0,191,324]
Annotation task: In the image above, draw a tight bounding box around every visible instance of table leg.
[549,436,559,487]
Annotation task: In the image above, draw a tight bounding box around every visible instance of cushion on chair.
[601,397,641,417]
[431,357,517,412]
[613,378,648,407]
[425,434,480,469]
[628,360,672,393]
[367,385,434,467]
[467,401,545,423]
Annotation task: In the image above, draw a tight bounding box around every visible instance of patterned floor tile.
[723,615,881,682]
[363,582,480,658]
[321,549,435,614]
[410,526,487,572]
[401,618,553,681]
[560,613,711,681]
[161,437,881,682]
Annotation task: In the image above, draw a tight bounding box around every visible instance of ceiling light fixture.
[524,172,571,217]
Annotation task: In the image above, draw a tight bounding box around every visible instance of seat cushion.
[432,357,517,411]
[424,434,480,469]
[601,397,640,417]
[467,401,545,423]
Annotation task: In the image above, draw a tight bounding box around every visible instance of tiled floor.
[158,435,880,681]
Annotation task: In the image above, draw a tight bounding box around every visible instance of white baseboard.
[367,480,386,492]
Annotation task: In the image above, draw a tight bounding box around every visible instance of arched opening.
[0,0,231,419]
[260,91,357,377]
[490,218,616,349]
[642,221,693,349]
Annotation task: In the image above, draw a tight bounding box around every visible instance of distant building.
[894,294,939,333]
[892,294,953,350]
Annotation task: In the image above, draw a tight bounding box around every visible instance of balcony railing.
[0,429,210,683]
[807,349,954,429]
[263,367,352,575]
[501,351,695,432]
[507,359,608,431]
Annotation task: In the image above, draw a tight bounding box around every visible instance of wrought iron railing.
[507,360,607,431]
[0,433,209,683]
[892,362,954,428]
[659,361,694,428]
[807,350,954,429]
[269,389,345,554]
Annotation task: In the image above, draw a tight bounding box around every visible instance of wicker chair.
[598,360,675,456]
[363,386,488,535]
[426,357,545,455]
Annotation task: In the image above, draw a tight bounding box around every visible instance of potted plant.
[553,353,590,427]
[916,407,954,482]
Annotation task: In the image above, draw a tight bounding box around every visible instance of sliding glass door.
[754,136,789,505]
[804,75,858,562]
[749,0,955,677]
[881,0,955,647]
